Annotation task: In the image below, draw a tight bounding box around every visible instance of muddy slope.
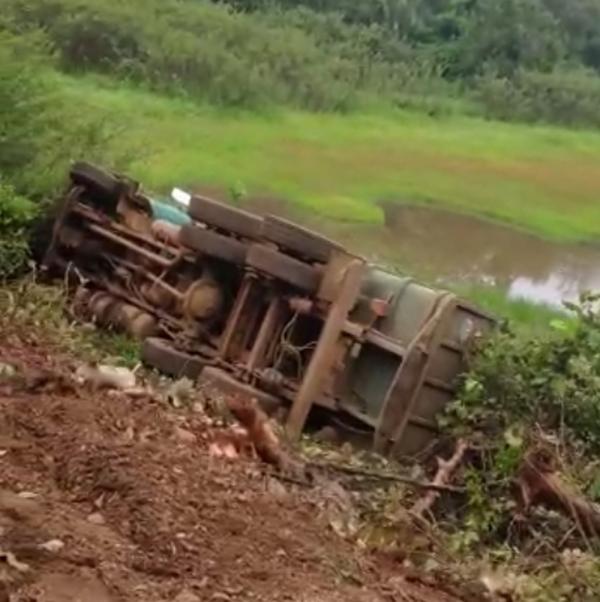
[0,335,459,602]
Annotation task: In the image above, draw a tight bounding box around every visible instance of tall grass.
[456,285,566,333]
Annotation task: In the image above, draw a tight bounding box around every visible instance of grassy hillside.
[60,75,600,243]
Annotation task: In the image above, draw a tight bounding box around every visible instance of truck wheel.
[142,338,206,380]
[246,244,320,293]
[179,224,248,265]
[188,196,263,240]
[261,215,341,263]
[69,162,123,202]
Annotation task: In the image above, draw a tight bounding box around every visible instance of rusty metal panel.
[427,344,464,385]
[445,302,495,345]
[379,282,439,344]
[347,344,401,420]
[379,294,458,457]
[410,382,452,423]
[394,420,438,458]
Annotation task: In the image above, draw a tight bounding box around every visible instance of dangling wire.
[273,312,318,380]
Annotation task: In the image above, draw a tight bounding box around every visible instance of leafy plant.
[447,294,600,453]
[0,181,37,279]
[436,294,600,557]
[0,29,55,188]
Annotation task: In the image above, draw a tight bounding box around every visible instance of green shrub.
[437,296,600,555]
[6,0,600,125]
[0,182,37,279]
[448,295,600,452]
[476,67,600,127]
[0,29,54,188]
[0,0,424,111]
[0,21,138,199]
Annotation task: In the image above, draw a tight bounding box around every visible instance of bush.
[0,0,423,111]
[6,0,600,125]
[475,67,600,127]
[0,29,55,188]
[437,296,600,560]
[448,296,600,453]
[0,24,136,271]
[0,182,37,279]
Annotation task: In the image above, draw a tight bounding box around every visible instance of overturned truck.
[43,163,494,458]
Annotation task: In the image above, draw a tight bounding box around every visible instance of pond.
[376,205,600,308]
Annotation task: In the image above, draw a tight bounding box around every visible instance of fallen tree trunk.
[515,448,600,537]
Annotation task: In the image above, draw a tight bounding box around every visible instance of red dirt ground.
[0,334,463,602]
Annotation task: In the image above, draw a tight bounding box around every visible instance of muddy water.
[376,205,600,308]
[211,190,600,308]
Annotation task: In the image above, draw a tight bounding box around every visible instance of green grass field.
[46,73,600,328]
[60,74,600,243]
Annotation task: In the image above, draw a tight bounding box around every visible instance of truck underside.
[43,162,494,458]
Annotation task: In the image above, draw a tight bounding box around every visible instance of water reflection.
[243,196,600,308]
[379,205,600,308]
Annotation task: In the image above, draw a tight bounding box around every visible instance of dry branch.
[226,395,288,470]
[411,439,468,517]
[515,448,600,537]
[307,460,464,494]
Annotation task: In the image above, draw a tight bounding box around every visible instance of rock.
[340,442,354,458]
[174,426,197,444]
[266,478,288,501]
[0,489,41,520]
[123,426,135,441]
[208,441,239,459]
[313,426,340,444]
[0,362,16,380]
[38,539,65,553]
[87,512,106,525]
[76,364,136,390]
[173,589,201,602]
[0,550,30,573]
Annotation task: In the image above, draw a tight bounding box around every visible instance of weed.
[0,275,140,366]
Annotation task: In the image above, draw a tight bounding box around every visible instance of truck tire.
[142,338,206,380]
[246,244,320,293]
[70,162,123,202]
[261,215,341,263]
[179,224,248,265]
[188,196,263,240]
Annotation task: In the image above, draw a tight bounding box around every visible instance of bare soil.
[0,333,462,602]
